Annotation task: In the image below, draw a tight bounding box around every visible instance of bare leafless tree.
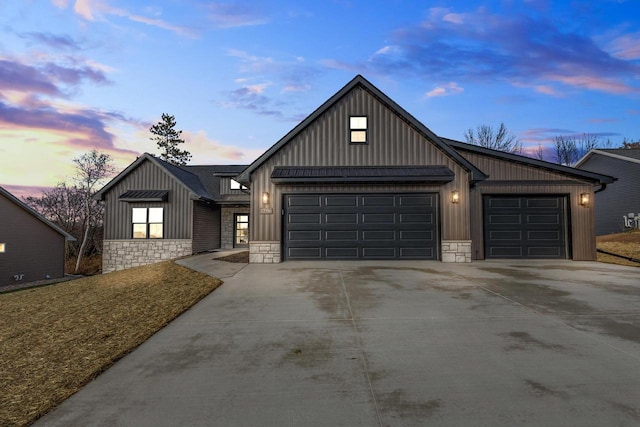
[464,122,522,153]
[553,133,601,166]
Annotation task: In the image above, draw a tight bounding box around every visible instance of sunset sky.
[1,0,639,199]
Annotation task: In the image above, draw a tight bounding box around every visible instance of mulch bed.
[215,251,249,263]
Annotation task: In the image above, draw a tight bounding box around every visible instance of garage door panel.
[399,195,433,207]
[288,247,322,258]
[325,195,358,207]
[400,213,432,224]
[528,230,560,240]
[400,230,433,241]
[325,247,359,259]
[489,214,522,225]
[362,195,395,206]
[288,230,322,241]
[325,230,359,241]
[527,198,561,208]
[363,247,396,258]
[528,247,562,257]
[362,213,396,224]
[362,230,396,241]
[527,214,560,224]
[288,213,321,224]
[484,196,566,259]
[325,213,358,224]
[288,195,321,207]
[489,230,522,241]
[285,193,438,260]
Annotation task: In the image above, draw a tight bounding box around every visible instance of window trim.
[132,207,164,239]
[349,115,368,144]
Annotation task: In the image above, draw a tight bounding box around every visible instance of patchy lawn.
[0,261,221,427]
[597,230,640,267]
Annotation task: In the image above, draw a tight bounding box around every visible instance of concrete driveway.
[37,259,640,426]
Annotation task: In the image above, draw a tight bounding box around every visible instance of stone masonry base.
[103,239,192,273]
[441,240,472,263]
[249,241,281,263]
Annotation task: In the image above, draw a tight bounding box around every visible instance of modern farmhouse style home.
[97,75,613,271]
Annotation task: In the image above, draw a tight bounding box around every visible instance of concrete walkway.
[36,259,640,426]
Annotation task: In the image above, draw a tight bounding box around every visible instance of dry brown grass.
[0,261,222,427]
[596,230,640,267]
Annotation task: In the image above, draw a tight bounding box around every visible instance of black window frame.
[349,115,368,144]
[132,207,164,239]
[234,213,249,247]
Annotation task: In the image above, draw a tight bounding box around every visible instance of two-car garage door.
[284,193,438,260]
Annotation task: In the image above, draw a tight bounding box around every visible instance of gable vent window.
[350,116,368,143]
[132,207,164,239]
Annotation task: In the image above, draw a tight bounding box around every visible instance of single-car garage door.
[284,193,438,260]
[484,195,567,259]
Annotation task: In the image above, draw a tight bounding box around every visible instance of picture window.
[132,207,164,239]
[350,116,367,143]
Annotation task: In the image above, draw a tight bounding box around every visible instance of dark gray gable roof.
[0,186,75,241]
[184,165,247,200]
[575,148,640,167]
[94,153,249,203]
[443,138,616,184]
[271,166,455,184]
[236,75,487,185]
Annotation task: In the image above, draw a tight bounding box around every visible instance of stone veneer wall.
[103,239,192,273]
[221,206,250,249]
[249,241,281,263]
[441,240,472,263]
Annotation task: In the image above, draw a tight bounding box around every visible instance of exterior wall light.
[262,192,270,205]
[580,193,590,207]
[451,190,460,204]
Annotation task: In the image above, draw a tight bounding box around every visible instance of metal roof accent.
[271,166,455,184]
[119,190,169,202]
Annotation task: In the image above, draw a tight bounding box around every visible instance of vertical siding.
[192,201,221,252]
[249,86,470,242]
[579,155,634,235]
[0,195,66,286]
[103,159,193,239]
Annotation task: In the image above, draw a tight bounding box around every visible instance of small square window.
[132,207,164,239]
[350,116,367,143]
[0,243,5,253]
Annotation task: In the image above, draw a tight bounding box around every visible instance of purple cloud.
[330,7,640,95]
[0,58,110,96]
[20,32,81,50]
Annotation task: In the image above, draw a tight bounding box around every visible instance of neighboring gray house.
[94,154,249,273]
[576,148,639,235]
[0,186,75,287]
[99,75,614,270]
